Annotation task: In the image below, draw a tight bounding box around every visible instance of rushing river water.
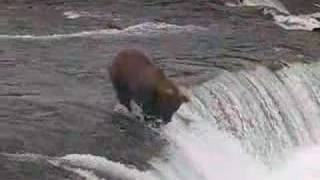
[1,0,320,179]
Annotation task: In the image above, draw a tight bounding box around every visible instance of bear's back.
[109,48,189,123]
[109,49,160,91]
[113,49,153,71]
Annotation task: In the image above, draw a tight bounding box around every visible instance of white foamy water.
[149,114,269,180]
[63,11,81,19]
[242,0,320,31]
[157,62,320,179]
[0,22,206,40]
[146,62,320,180]
[63,11,108,19]
[270,146,320,180]
[55,154,155,180]
[54,118,269,180]
[6,144,320,180]
[267,10,320,31]
[242,0,289,14]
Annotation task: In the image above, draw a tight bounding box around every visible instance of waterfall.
[174,63,320,162]
[144,62,320,180]
[74,62,320,179]
[5,62,320,179]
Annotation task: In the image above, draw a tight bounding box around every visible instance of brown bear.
[109,48,189,124]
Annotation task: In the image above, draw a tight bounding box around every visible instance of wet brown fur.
[109,49,189,123]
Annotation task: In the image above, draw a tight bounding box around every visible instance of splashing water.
[149,62,320,180]
[266,10,320,31]
[242,0,320,31]
[149,115,269,180]
[270,146,320,180]
[242,0,289,14]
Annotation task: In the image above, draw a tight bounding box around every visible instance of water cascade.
[9,62,320,180]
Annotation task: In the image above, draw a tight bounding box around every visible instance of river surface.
[1,0,320,179]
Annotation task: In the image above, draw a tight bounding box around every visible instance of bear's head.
[154,78,189,123]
